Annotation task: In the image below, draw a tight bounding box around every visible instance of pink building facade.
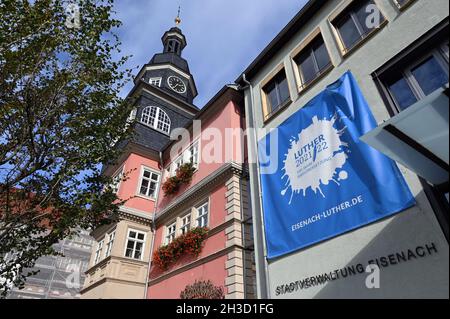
[80,21,256,299]
[148,87,256,299]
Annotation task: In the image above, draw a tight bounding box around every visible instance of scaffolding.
[6,229,94,299]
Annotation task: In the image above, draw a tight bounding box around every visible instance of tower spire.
[175,6,181,26]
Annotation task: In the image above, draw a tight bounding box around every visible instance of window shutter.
[170,163,176,177]
[183,148,191,163]
[191,207,199,227]
[175,217,183,236]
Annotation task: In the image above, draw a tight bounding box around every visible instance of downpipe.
[143,151,164,299]
[240,73,270,299]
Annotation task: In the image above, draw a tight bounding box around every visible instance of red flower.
[162,163,195,196]
[162,176,180,196]
[153,227,209,270]
[176,162,195,183]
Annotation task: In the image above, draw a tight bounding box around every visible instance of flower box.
[153,227,209,270]
[162,162,196,196]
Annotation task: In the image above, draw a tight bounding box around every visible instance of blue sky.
[112,0,308,107]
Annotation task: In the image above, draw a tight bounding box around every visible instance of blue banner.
[258,71,415,259]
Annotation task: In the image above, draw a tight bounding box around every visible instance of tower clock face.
[167,76,187,94]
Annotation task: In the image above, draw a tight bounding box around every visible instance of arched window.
[141,106,171,134]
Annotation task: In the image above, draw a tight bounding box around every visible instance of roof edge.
[235,0,325,84]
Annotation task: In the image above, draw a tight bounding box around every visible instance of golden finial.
[175,6,181,25]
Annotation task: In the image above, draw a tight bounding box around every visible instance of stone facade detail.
[224,173,256,299]
[81,213,152,299]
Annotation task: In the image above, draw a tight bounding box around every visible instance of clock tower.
[140,24,198,104]
[128,13,199,152]
[81,13,200,299]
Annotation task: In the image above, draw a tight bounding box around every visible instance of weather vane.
[175,5,181,25]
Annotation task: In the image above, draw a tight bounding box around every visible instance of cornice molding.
[155,162,248,223]
[118,206,153,225]
[80,276,146,294]
[84,254,148,276]
[102,140,161,177]
[148,242,244,286]
[88,206,152,241]
[138,83,198,116]
[134,63,198,98]
[162,32,187,47]
[84,255,112,275]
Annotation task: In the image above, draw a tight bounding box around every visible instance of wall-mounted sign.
[258,71,415,259]
[274,242,439,296]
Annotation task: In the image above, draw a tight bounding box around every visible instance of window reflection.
[411,56,448,95]
[388,77,418,110]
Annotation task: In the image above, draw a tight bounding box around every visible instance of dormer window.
[166,39,181,55]
[141,106,171,134]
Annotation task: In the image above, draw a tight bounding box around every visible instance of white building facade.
[237,0,449,299]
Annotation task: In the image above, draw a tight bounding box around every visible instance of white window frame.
[137,166,161,200]
[188,142,200,169]
[169,155,183,177]
[149,77,162,87]
[124,229,146,261]
[111,166,124,194]
[195,202,209,228]
[140,106,171,135]
[105,230,116,258]
[94,240,104,265]
[169,140,200,176]
[165,222,177,244]
[180,214,191,235]
[174,156,184,175]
